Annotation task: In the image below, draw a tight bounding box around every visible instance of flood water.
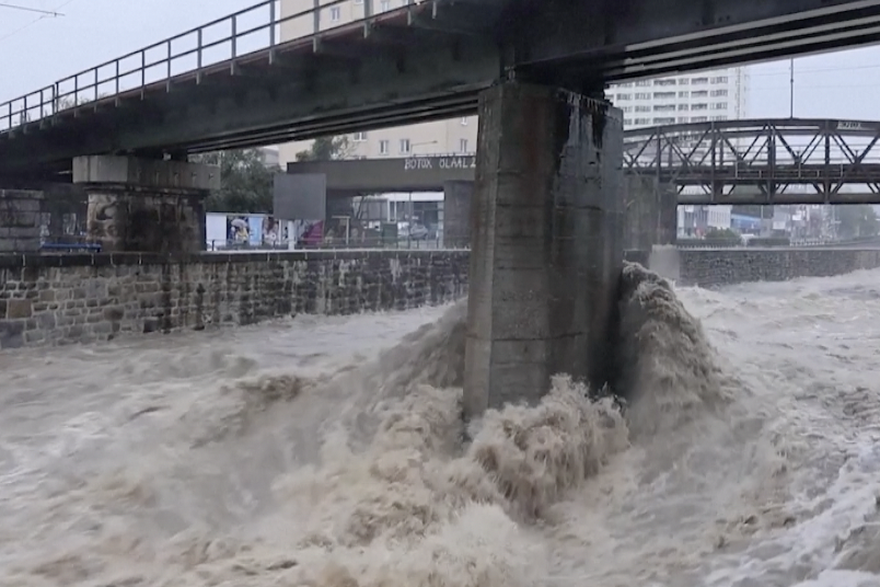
[1,267,880,587]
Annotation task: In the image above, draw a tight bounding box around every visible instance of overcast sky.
[3,0,880,120]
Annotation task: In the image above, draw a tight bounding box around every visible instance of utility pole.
[789,58,795,118]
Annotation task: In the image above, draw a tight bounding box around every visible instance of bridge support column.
[72,156,219,253]
[0,189,44,252]
[463,82,624,420]
[624,175,679,249]
[657,187,678,245]
[443,180,472,248]
[624,175,660,252]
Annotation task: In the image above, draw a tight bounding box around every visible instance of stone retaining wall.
[2,247,878,350]
[678,248,880,287]
[0,250,468,350]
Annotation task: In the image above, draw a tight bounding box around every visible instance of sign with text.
[403,155,476,172]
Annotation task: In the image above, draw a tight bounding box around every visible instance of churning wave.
[3,263,880,587]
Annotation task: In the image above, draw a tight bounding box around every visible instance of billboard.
[206,212,293,249]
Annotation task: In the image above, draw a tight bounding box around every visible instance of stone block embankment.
[0,250,468,350]
[679,248,880,287]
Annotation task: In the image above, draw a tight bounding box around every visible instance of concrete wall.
[0,250,468,350]
[678,248,880,287]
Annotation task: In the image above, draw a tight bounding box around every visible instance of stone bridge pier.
[73,155,219,253]
[463,82,625,420]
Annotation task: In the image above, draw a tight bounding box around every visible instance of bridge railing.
[0,0,424,133]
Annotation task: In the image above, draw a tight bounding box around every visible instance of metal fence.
[1,0,426,132]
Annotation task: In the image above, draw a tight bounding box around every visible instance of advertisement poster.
[262,216,281,246]
[226,215,249,244]
[247,216,263,246]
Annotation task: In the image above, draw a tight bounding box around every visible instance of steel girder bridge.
[623,118,880,205]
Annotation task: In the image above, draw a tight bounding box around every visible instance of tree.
[295,135,353,161]
[190,149,280,214]
[704,227,740,240]
[836,204,879,239]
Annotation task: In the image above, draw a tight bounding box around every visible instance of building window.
[711,115,728,121]
[399,138,411,154]
[354,0,363,3]
[635,92,650,100]
[330,6,341,21]
[692,103,708,110]
[353,131,367,142]
[635,105,650,112]
[653,104,676,112]
[380,0,391,11]
[459,138,468,153]
[654,78,676,86]
[634,117,651,125]
[711,76,729,84]
[678,117,689,123]
[635,80,650,86]
[623,118,633,127]
[615,93,632,100]
[692,77,709,85]
[678,91,689,98]
[653,117,675,125]
[653,92,675,99]
[691,90,708,98]
[692,116,708,122]
[460,117,469,126]
[710,89,728,97]
[711,102,728,110]
[379,139,389,155]
[678,78,690,85]
[678,103,689,111]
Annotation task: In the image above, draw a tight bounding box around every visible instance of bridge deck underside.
[0,2,501,179]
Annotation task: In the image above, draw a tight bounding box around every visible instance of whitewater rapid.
[1,266,880,586]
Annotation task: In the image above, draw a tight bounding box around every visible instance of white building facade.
[609,68,749,130]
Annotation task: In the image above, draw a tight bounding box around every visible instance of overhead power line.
[0,0,73,43]
[0,2,65,16]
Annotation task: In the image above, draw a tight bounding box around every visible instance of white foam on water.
[1,268,880,586]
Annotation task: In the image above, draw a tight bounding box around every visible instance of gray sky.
[2,0,880,120]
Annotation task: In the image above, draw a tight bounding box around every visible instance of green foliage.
[704,227,740,240]
[836,204,879,239]
[295,136,353,161]
[190,149,280,214]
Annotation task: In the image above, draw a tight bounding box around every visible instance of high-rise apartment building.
[608,69,748,130]
[276,0,748,165]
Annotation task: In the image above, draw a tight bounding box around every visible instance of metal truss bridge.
[623,118,880,205]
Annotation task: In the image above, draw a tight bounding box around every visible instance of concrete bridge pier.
[72,155,219,253]
[657,188,678,246]
[623,175,679,255]
[0,189,44,252]
[443,180,473,248]
[463,82,624,420]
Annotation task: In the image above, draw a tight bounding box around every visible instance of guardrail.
[1,0,425,133]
